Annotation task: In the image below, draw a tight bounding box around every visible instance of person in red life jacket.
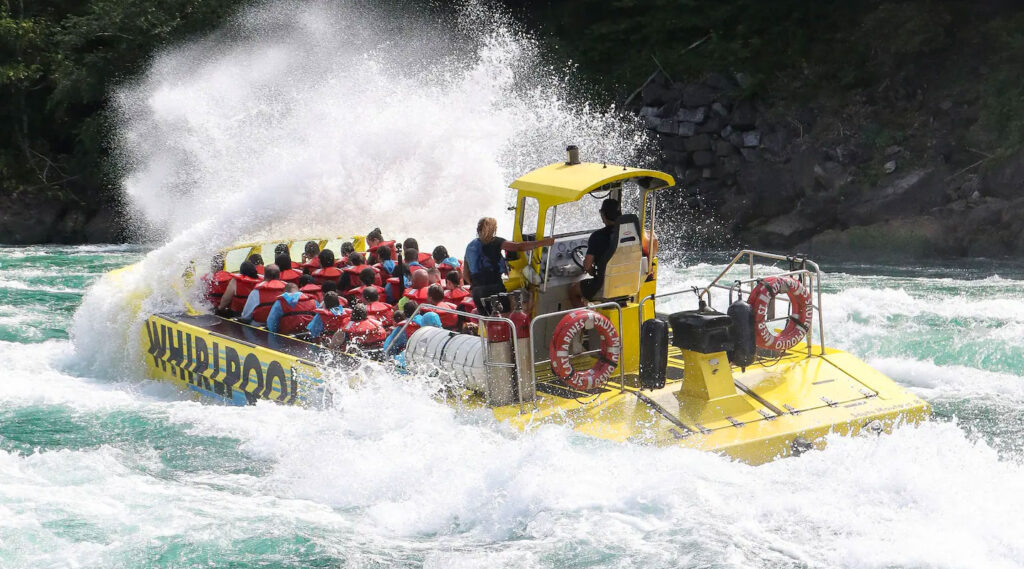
[401,269,431,308]
[217,261,261,315]
[336,242,355,268]
[339,303,387,351]
[432,246,462,279]
[266,283,318,334]
[202,255,233,309]
[299,241,321,271]
[275,253,301,284]
[342,252,373,289]
[426,267,443,286]
[403,238,435,268]
[312,249,343,285]
[362,286,394,325]
[443,270,473,310]
[298,274,323,302]
[248,253,265,275]
[308,291,350,342]
[239,264,285,323]
[344,267,377,303]
[272,244,301,269]
[367,228,397,261]
[424,284,459,330]
[402,247,425,272]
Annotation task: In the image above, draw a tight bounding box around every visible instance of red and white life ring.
[549,310,621,391]
[747,275,813,351]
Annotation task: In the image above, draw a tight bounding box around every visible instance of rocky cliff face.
[0,194,122,245]
[636,72,1024,259]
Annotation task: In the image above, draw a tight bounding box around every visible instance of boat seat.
[593,214,644,301]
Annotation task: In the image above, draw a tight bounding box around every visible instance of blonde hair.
[477,217,498,244]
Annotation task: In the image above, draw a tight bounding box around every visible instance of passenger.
[202,255,233,308]
[343,252,372,288]
[404,238,435,268]
[300,241,321,270]
[345,267,378,303]
[403,247,423,270]
[367,228,397,261]
[218,261,261,314]
[363,286,395,324]
[267,283,318,334]
[312,249,343,285]
[432,246,461,277]
[402,299,442,338]
[337,242,355,267]
[240,264,285,323]
[386,246,412,303]
[366,251,379,266]
[465,217,553,315]
[248,253,265,275]
[426,267,442,286]
[443,270,473,311]
[424,283,458,329]
[568,198,620,308]
[276,253,301,284]
[275,244,301,269]
[319,280,340,303]
[298,274,323,302]
[376,245,396,277]
[308,291,350,340]
[383,311,408,358]
[401,268,431,309]
[340,303,387,351]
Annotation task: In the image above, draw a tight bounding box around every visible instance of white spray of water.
[71,0,648,375]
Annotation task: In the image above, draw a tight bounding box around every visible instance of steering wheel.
[571,245,588,269]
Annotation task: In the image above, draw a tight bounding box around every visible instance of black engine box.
[668,309,733,354]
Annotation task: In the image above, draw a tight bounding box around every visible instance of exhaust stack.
[566,145,580,165]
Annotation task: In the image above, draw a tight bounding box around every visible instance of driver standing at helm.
[568,198,620,308]
[465,217,553,315]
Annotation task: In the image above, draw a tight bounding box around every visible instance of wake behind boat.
[131,149,930,464]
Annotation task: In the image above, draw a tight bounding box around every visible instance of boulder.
[692,150,716,168]
[677,122,697,137]
[984,151,1024,199]
[797,217,950,260]
[682,84,715,107]
[677,107,707,123]
[742,131,761,148]
[730,101,758,129]
[684,134,712,152]
[712,102,730,117]
[740,212,821,248]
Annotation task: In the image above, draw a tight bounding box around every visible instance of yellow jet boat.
[138,149,930,464]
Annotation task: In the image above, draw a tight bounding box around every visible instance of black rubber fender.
[728,299,756,368]
[639,318,669,389]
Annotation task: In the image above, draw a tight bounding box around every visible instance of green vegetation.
[0,0,247,202]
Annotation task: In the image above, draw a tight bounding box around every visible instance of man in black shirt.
[569,199,621,307]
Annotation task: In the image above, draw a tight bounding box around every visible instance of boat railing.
[528,301,626,394]
[638,250,826,356]
[393,303,527,412]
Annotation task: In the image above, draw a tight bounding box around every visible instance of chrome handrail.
[638,250,826,355]
[389,302,526,412]
[528,301,626,393]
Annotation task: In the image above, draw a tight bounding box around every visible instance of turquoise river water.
[1,244,1022,568]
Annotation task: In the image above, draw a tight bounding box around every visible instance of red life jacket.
[314,307,351,336]
[365,301,394,324]
[344,318,387,347]
[404,287,430,302]
[204,271,234,307]
[343,264,373,288]
[251,280,286,322]
[300,283,323,302]
[444,287,470,303]
[280,268,301,285]
[274,293,318,334]
[437,260,462,278]
[344,285,367,303]
[424,301,459,329]
[418,252,435,269]
[301,258,321,271]
[369,240,397,260]
[230,274,262,313]
[312,266,342,286]
[255,265,265,275]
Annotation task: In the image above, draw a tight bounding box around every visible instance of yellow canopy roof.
[509,161,675,204]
